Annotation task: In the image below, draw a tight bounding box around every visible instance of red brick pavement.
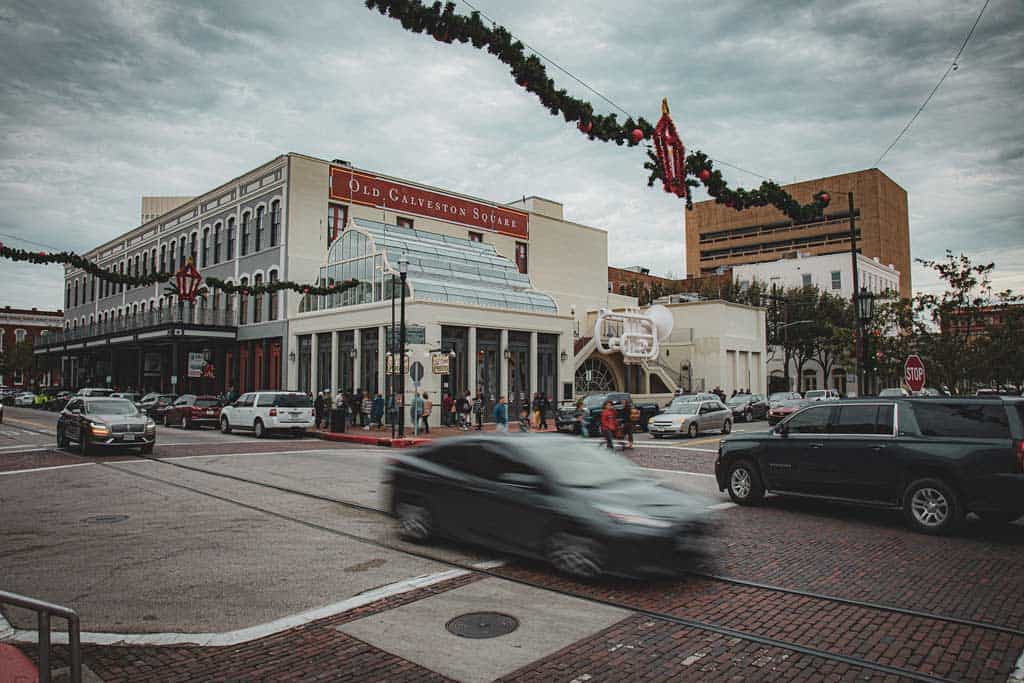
[624,445,717,474]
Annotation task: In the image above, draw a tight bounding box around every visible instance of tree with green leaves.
[0,340,37,387]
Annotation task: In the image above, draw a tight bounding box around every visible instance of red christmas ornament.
[630,128,644,143]
[819,192,830,204]
[724,199,733,208]
[652,99,687,198]
[699,169,711,183]
[577,120,592,134]
[174,258,203,304]
[302,287,310,294]
[516,78,528,88]
[39,251,47,257]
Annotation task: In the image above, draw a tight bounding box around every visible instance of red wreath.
[653,99,687,198]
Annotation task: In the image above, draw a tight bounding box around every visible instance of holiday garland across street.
[363,0,831,221]
[0,242,358,297]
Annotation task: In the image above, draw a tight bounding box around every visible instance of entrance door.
[254,344,265,391]
[239,346,250,394]
[268,342,281,391]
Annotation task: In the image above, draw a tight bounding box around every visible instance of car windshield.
[582,395,608,409]
[879,388,905,397]
[726,396,748,405]
[806,390,825,398]
[195,398,220,407]
[274,394,313,408]
[533,441,645,488]
[769,393,792,401]
[140,393,159,402]
[664,402,699,414]
[85,400,139,416]
[159,395,176,402]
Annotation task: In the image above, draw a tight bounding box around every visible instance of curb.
[310,431,429,448]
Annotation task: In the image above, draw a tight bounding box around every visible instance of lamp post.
[397,255,409,437]
[856,286,875,395]
[390,272,396,439]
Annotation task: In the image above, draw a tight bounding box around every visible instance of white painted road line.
[0,463,93,476]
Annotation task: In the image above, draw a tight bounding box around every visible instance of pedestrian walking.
[531,392,542,429]
[372,393,385,430]
[456,391,472,431]
[360,391,372,430]
[493,395,508,432]
[411,392,424,435]
[519,406,531,432]
[472,392,484,431]
[441,392,453,427]
[540,394,552,430]
[420,392,432,434]
[314,392,326,430]
[574,399,588,437]
[623,398,639,449]
[600,400,618,449]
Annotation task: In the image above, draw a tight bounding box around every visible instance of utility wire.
[457,0,767,181]
[0,230,66,252]
[874,0,991,167]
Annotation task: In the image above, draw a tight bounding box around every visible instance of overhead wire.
[874,0,991,167]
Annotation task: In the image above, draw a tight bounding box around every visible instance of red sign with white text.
[330,167,529,239]
[904,354,926,393]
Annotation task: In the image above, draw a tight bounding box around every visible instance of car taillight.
[1017,440,1024,473]
[269,408,277,417]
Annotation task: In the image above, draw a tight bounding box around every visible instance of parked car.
[162,394,223,429]
[57,397,156,455]
[670,392,719,404]
[716,398,1024,534]
[14,392,37,407]
[768,391,802,403]
[725,394,768,422]
[649,399,732,438]
[767,398,810,425]
[77,388,115,397]
[878,387,911,397]
[137,393,178,419]
[386,434,712,578]
[219,391,315,438]
[0,401,4,424]
[570,392,660,436]
[805,389,840,402]
[555,400,584,434]
[44,390,73,412]
[110,392,142,403]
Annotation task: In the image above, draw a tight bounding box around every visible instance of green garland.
[364,0,831,222]
[204,276,360,297]
[1,242,171,287]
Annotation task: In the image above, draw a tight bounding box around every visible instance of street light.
[397,254,409,437]
[856,287,875,394]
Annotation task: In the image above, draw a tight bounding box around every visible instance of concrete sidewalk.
[309,421,560,448]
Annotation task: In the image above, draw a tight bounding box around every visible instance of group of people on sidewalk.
[312,390,387,431]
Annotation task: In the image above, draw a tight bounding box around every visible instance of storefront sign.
[187,352,205,378]
[385,353,411,375]
[330,167,529,239]
[431,353,450,375]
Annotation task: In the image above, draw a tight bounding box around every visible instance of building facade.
[141,196,193,224]
[685,168,912,298]
[38,154,618,421]
[1,307,63,389]
[732,252,900,300]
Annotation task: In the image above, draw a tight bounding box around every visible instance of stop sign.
[904,355,926,393]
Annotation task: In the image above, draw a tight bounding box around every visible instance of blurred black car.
[57,397,156,455]
[559,392,660,436]
[725,394,768,422]
[386,435,711,578]
[44,390,74,412]
[136,393,178,419]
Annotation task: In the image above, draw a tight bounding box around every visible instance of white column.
[309,332,318,394]
[378,326,387,397]
[499,329,508,399]
[529,331,538,399]
[330,330,339,399]
[733,349,740,395]
[467,327,477,395]
[353,328,362,391]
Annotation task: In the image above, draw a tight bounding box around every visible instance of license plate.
[290,411,300,417]
[206,409,215,415]
[123,434,135,441]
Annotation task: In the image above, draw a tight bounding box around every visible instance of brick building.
[0,306,63,388]
[607,266,675,298]
[685,169,911,298]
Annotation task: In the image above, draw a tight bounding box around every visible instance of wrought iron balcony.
[37,305,238,351]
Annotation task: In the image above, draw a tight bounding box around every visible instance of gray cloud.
[1,0,1022,310]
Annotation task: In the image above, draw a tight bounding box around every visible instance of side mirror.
[499,473,544,491]
[776,423,789,437]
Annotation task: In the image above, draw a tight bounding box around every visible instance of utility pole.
[848,192,863,397]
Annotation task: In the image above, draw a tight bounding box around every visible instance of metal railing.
[44,305,238,346]
[0,590,81,683]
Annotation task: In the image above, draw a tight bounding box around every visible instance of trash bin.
[330,408,345,433]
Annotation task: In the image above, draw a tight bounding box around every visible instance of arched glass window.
[73,280,79,307]
[268,269,279,321]
[239,276,249,325]
[160,244,166,272]
[213,223,222,264]
[240,212,250,256]
[202,227,210,267]
[169,240,177,273]
[255,206,264,252]
[189,233,197,263]
[227,217,235,259]
[270,200,280,247]
[134,254,140,286]
[253,274,263,323]
[178,237,186,269]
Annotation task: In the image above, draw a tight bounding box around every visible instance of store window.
[515,242,528,274]
[396,216,414,229]
[469,231,483,243]
[297,335,312,394]
[327,204,347,246]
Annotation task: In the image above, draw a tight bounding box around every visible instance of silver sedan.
[648,399,733,438]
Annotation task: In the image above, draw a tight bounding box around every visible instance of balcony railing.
[42,306,237,347]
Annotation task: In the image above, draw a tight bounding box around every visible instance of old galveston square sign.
[330,167,529,239]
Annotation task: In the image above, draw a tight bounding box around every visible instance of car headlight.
[89,422,110,436]
[145,419,156,432]
[595,505,673,528]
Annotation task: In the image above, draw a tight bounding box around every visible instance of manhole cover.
[84,515,129,524]
[445,612,519,639]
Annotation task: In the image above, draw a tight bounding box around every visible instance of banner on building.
[187,352,205,378]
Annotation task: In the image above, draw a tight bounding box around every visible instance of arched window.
[213,223,222,264]
[240,212,250,256]
[255,206,265,252]
[270,200,280,246]
[15,329,27,344]
[202,227,210,267]
[178,236,186,267]
[160,244,166,272]
[119,261,125,293]
[132,303,138,317]
[142,253,149,278]
[226,217,236,259]
[239,277,249,324]
[169,240,177,272]
[73,280,79,307]
[268,269,279,321]
[253,274,264,323]
[134,254,140,286]
[189,233,197,263]
[66,282,71,308]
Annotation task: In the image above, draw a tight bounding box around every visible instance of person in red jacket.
[600,400,618,449]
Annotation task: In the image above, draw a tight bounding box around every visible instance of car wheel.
[976,510,1022,525]
[687,423,698,438]
[546,532,604,579]
[903,478,963,534]
[727,460,764,505]
[254,419,266,439]
[396,501,434,542]
[722,419,732,434]
[220,417,232,434]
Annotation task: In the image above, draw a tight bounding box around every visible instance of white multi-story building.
[732,251,900,299]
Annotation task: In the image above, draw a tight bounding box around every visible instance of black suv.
[715,398,1024,534]
[556,392,660,435]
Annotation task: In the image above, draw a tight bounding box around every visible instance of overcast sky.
[1,0,1021,310]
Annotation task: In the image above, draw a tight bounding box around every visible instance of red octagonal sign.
[904,355,926,393]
